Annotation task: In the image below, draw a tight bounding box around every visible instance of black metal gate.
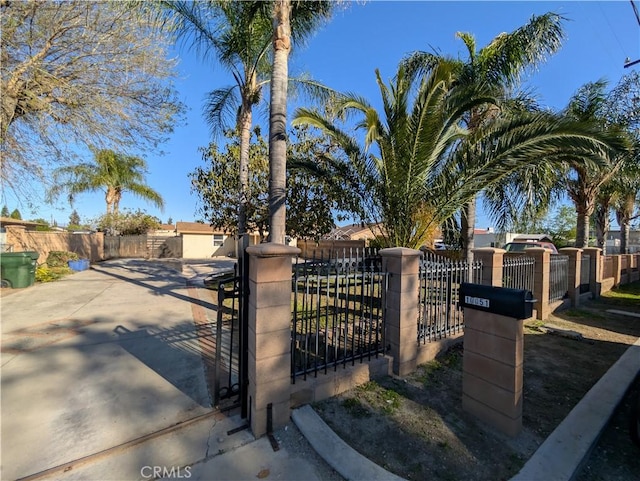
[209,255,248,416]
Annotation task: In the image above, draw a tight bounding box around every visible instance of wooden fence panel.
[147,235,182,258]
[118,236,147,258]
[104,235,182,258]
[104,236,119,259]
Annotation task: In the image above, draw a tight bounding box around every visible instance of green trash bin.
[0,251,38,288]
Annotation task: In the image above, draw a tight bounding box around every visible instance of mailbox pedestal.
[460,283,532,437]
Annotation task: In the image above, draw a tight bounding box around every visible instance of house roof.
[176,222,229,235]
[0,217,45,228]
[325,223,376,240]
[157,224,176,231]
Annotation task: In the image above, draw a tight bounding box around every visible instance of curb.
[292,405,406,481]
[511,337,640,481]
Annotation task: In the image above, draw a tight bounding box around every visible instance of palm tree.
[164,1,272,253]
[268,0,333,244]
[164,1,335,247]
[294,60,517,248]
[605,72,640,254]
[295,57,629,250]
[403,12,566,262]
[612,139,640,253]
[560,81,632,248]
[594,183,615,254]
[487,73,637,250]
[48,149,164,216]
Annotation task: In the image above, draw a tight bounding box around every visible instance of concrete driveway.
[1,258,236,480]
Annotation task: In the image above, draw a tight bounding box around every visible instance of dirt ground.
[314,284,640,481]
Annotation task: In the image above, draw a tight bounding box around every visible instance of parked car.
[503,241,558,254]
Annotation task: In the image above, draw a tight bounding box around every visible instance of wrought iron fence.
[503,255,535,292]
[549,255,569,302]
[580,254,590,294]
[291,248,387,382]
[418,255,482,344]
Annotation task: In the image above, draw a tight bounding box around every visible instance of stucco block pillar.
[473,248,505,287]
[380,247,421,376]
[612,255,622,286]
[528,248,550,320]
[559,248,581,308]
[583,247,602,299]
[246,243,300,437]
[463,309,523,437]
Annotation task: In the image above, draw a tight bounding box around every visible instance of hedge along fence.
[4,226,104,264]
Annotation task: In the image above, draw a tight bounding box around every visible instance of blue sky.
[11,1,639,228]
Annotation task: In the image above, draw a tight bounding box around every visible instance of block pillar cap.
[472,247,506,254]
[246,242,300,258]
[379,247,422,258]
[558,247,582,254]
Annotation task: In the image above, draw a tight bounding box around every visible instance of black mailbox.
[460,283,535,319]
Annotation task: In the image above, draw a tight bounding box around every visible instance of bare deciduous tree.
[1,0,183,198]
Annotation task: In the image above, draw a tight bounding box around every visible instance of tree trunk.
[621,220,630,255]
[268,0,291,245]
[616,209,630,255]
[105,187,117,216]
[113,188,122,216]
[575,201,594,248]
[594,202,609,255]
[461,199,476,266]
[238,100,252,254]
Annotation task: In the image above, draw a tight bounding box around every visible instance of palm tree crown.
[294,59,496,248]
[402,12,566,258]
[48,149,164,216]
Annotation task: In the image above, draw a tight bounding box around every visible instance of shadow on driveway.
[114,322,215,408]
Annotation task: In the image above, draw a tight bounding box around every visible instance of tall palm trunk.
[268,0,291,244]
[460,111,486,265]
[621,222,630,255]
[461,200,475,265]
[575,201,594,248]
[105,187,118,216]
[616,196,635,254]
[238,97,253,253]
[113,187,123,215]
[594,202,610,255]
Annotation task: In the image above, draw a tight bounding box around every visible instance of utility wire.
[631,0,640,26]
[624,0,640,68]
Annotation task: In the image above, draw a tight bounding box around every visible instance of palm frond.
[203,86,240,137]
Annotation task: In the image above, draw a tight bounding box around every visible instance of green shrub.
[46,251,79,268]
